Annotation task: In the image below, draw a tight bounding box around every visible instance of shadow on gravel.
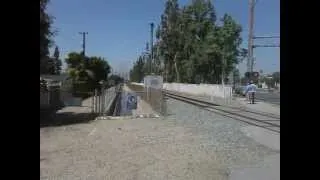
[40,111,98,128]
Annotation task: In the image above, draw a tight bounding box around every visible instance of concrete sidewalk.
[230,154,280,180]
[229,125,280,180]
[57,97,93,114]
[236,97,280,116]
[228,99,280,180]
[40,97,96,128]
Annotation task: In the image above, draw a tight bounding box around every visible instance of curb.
[95,114,161,120]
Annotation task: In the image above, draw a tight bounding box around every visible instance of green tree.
[53,46,62,74]
[65,52,86,81]
[130,56,145,82]
[109,74,124,85]
[130,0,245,85]
[272,71,280,84]
[158,0,181,82]
[215,14,243,84]
[183,0,217,83]
[40,0,55,74]
[233,68,240,84]
[65,52,111,95]
[87,56,111,89]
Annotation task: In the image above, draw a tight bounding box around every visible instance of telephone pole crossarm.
[253,44,280,48]
[253,36,280,39]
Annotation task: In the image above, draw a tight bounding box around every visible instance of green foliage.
[52,46,62,75]
[260,71,280,89]
[109,74,124,85]
[233,68,240,84]
[40,0,56,74]
[130,55,145,82]
[65,52,111,96]
[272,71,280,84]
[130,0,244,84]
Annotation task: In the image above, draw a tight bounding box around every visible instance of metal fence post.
[101,88,105,115]
[94,89,98,113]
[98,89,101,114]
[160,89,166,117]
[147,87,151,102]
[103,89,106,115]
[97,90,100,114]
[91,92,94,113]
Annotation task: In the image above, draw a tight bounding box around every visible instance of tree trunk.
[173,53,180,83]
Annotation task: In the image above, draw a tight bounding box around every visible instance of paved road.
[256,89,280,105]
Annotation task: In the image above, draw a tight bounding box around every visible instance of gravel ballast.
[164,98,279,168]
[40,97,278,180]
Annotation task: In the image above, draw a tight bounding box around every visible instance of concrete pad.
[236,98,280,115]
[241,126,280,151]
[229,154,280,180]
[232,125,280,180]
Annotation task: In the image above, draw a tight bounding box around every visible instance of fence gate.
[91,86,119,115]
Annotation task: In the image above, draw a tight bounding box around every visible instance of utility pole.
[247,0,256,76]
[247,0,280,81]
[79,32,88,56]
[150,23,154,74]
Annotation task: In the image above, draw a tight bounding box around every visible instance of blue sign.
[126,93,137,110]
[120,92,138,116]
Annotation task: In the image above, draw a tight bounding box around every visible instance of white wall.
[131,82,233,99]
[163,83,233,99]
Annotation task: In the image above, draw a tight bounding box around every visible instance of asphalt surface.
[255,90,280,105]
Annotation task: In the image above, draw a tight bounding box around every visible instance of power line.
[253,44,280,48]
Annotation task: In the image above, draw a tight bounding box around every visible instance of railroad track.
[164,90,280,133]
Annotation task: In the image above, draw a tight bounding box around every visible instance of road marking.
[88,127,97,136]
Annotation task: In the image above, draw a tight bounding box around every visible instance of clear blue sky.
[48,0,279,76]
